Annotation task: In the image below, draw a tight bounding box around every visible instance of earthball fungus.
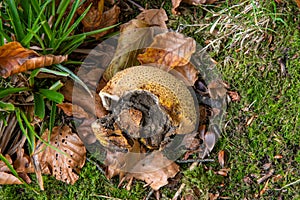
[91,65,199,152]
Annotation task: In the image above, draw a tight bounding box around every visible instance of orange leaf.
[137,32,196,69]
[35,125,86,185]
[0,42,68,78]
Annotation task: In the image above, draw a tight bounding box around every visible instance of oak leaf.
[138,32,196,69]
[0,42,68,78]
[35,125,86,184]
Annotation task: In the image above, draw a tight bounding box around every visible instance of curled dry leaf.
[35,125,86,184]
[0,42,67,78]
[0,154,22,185]
[138,32,196,69]
[13,148,34,184]
[57,103,89,119]
[103,8,168,81]
[172,0,218,15]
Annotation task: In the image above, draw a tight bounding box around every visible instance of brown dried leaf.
[103,8,168,81]
[227,91,241,102]
[13,148,34,184]
[90,5,120,39]
[136,9,168,29]
[0,154,22,185]
[35,125,86,184]
[126,151,180,190]
[207,80,227,99]
[172,0,218,14]
[61,80,107,118]
[0,42,68,78]
[171,63,199,86]
[57,103,89,118]
[218,150,225,168]
[138,32,196,69]
[77,0,105,29]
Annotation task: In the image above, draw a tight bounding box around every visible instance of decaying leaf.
[136,9,168,29]
[126,151,180,191]
[138,32,196,69]
[0,154,22,185]
[227,90,241,102]
[57,103,89,119]
[103,8,168,81]
[35,125,86,184]
[78,0,120,39]
[105,149,179,191]
[171,63,199,86]
[207,80,228,99]
[77,0,105,29]
[13,148,34,184]
[0,42,67,78]
[218,150,225,168]
[172,0,218,14]
[61,80,107,118]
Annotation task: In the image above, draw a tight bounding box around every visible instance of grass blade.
[49,101,56,139]
[38,89,64,104]
[34,93,45,119]
[49,80,64,91]
[0,101,15,111]
[0,102,14,114]
[6,0,25,41]
[15,108,34,153]
[62,0,81,33]
[0,87,30,99]
[53,0,71,30]
[55,64,93,97]
[30,0,53,41]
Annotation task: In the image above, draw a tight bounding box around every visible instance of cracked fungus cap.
[99,65,199,135]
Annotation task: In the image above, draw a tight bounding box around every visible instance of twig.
[144,189,154,200]
[172,162,199,200]
[86,157,105,175]
[90,195,122,200]
[175,159,214,164]
[126,0,144,11]
[278,178,300,190]
[257,169,274,184]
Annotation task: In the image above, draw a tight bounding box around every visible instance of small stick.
[86,157,105,175]
[172,162,199,200]
[144,189,154,200]
[280,178,300,190]
[175,159,214,164]
[126,0,144,11]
